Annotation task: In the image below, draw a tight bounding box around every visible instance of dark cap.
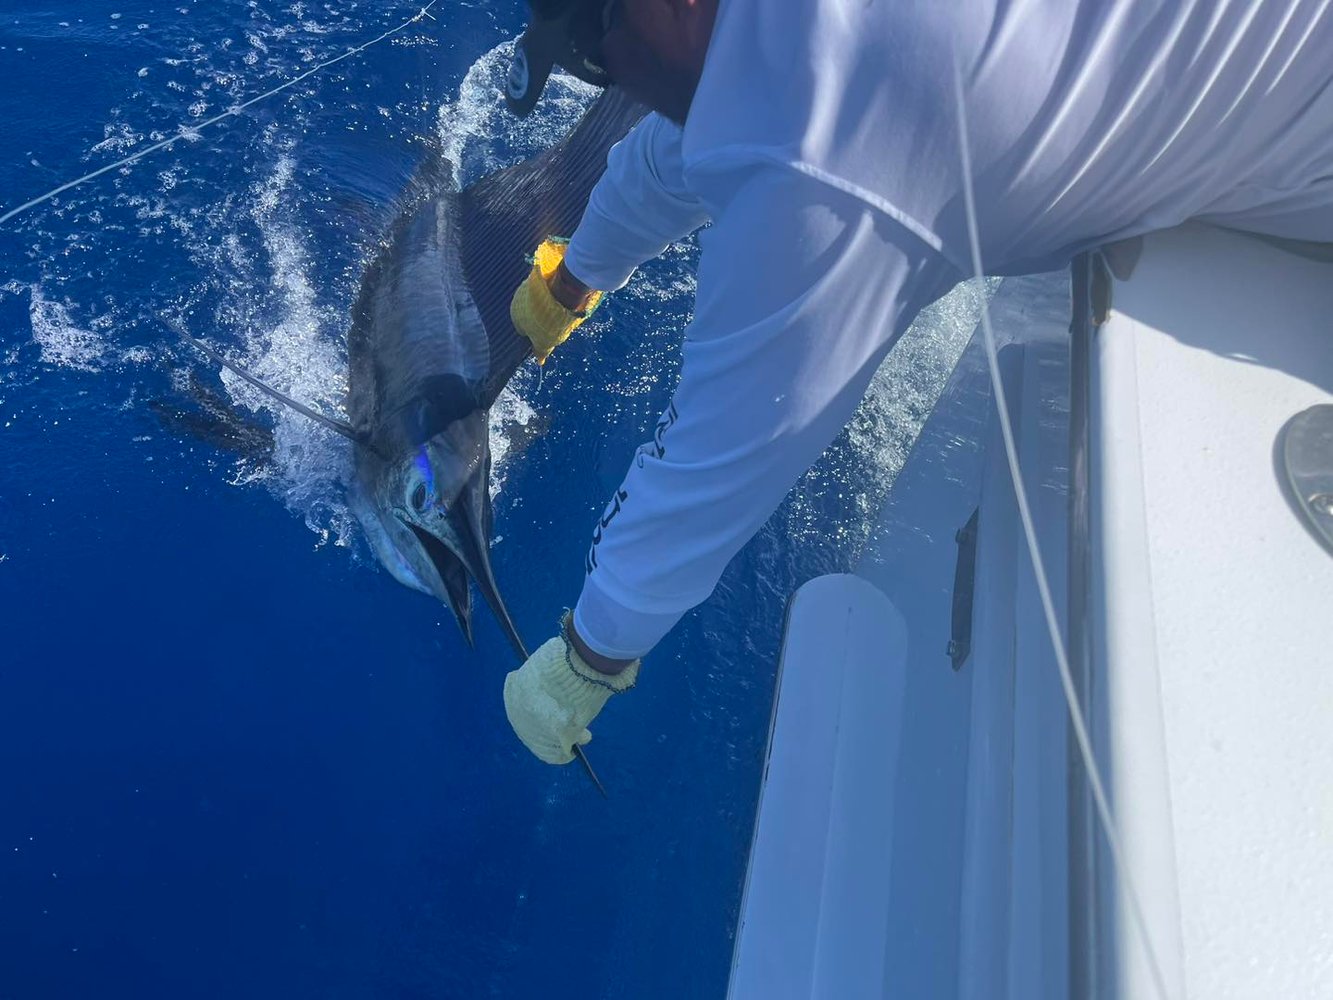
[505,0,611,116]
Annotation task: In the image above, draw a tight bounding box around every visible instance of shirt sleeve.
[562,113,712,292]
[572,164,957,659]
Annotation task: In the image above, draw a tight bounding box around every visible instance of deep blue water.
[0,4,970,997]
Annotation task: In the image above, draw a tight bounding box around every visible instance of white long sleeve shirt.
[566,0,1333,659]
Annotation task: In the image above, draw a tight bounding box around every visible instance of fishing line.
[0,1,439,227]
[950,56,1174,1000]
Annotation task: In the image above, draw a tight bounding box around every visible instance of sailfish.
[168,88,647,659]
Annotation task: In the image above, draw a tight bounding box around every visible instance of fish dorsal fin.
[458,87,648,407]
[166,318,367,447]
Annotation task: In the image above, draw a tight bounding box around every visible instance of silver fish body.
[171,89,647,657]
[347,184,523,653]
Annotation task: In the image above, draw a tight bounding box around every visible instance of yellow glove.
[509,239,604,365]
[503,616,639,765]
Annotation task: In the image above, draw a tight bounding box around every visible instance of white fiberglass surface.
[1092,224,1333,999]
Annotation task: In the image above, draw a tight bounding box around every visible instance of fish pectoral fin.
[151,369,274,456]
[148,386,275,462]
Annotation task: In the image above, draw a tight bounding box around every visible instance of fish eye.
[410,482,428,512]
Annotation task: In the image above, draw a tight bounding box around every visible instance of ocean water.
[0,3,982,996]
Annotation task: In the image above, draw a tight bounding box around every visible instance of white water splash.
[1,281,156,374]
[785,279,1000,551]
[211,151,356,547]
[487,382,538,500]
[24,285,110,372]
[437,41,600,187]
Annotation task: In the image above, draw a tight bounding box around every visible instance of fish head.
[370,407,526,657]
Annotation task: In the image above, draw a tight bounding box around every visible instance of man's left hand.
[509,239,604,365]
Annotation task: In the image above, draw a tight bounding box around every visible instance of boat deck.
[728,224,1333,998]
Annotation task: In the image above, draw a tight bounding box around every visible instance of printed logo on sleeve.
[586,487,629,574]
[587,402,679,575]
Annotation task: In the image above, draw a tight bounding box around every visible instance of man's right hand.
[509,238,604,364]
